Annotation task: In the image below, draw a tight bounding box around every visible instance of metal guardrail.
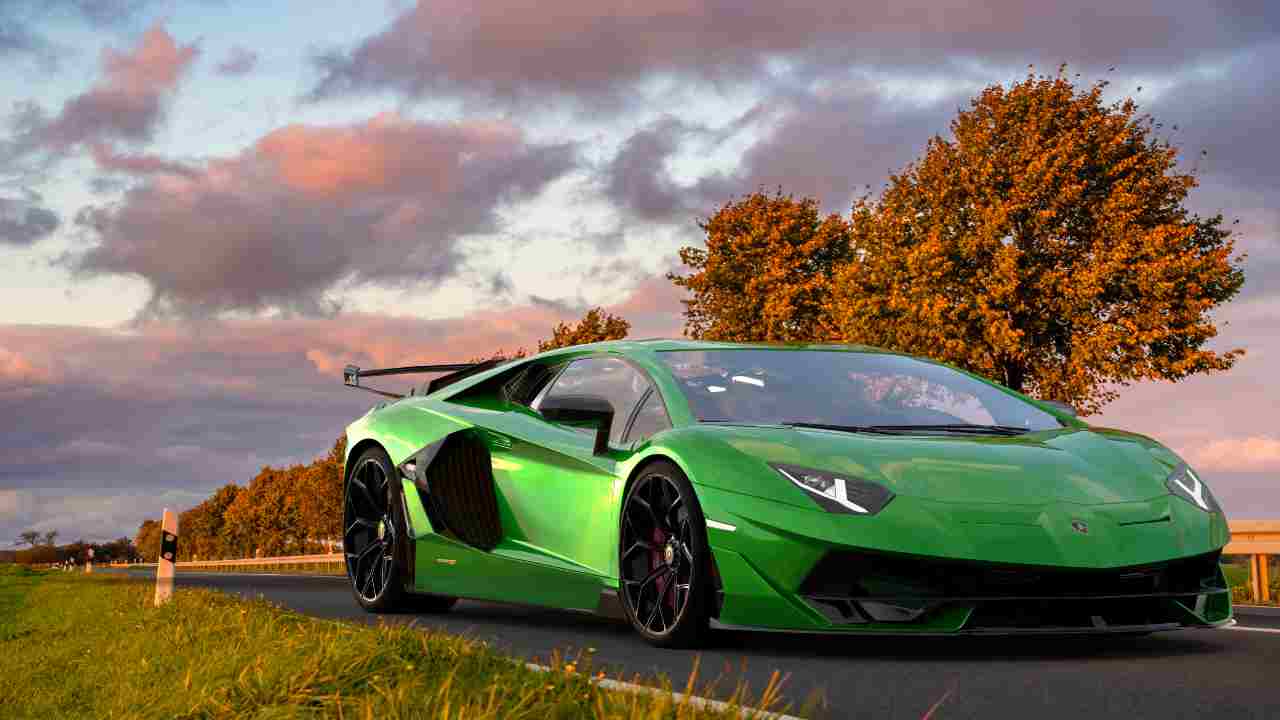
[1224,520,1277,603]
[1224,520,1280,555]
[176,553,343,569]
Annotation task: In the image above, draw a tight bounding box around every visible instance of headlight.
[1166,464,1220,513]
[769,462,894,515]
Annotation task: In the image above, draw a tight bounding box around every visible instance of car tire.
[618,460,713,648]
[343,445,456,614]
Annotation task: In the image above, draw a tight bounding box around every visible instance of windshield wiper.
[782,422,911,435]
[867,424,1030,436]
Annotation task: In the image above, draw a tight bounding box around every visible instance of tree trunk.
[1003,362,1025,392]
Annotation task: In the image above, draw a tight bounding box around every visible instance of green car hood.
[666,424,1181,507]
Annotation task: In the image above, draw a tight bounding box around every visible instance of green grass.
[0,564,44,642]
[0,573,797,719]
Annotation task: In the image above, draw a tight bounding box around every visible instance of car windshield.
[658,349,1063,432]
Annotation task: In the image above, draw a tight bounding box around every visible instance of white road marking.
[1226,625,1280,634]
[525,663,802,719]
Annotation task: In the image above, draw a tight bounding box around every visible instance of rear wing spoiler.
[342,360,503,399]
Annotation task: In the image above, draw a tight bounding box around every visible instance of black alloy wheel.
[619,461,711,647]
[344,447,401,610]
[343,445,456,613]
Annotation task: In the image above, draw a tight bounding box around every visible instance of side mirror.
[1042,399,1078,417]
[540,394,614,455]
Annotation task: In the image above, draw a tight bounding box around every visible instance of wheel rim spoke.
[629,496,660,533]
[350,476,377,515]
[665,494,683,532]
[621,540,652,562]
[344,458,396,603]
[344,517,375,540]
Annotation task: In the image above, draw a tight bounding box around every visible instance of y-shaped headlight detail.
[769,463,894,515]
[1166,464,1220,513]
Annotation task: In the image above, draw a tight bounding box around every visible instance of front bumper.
[696,484,1233,634]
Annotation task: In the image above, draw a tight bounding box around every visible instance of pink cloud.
[71,113,575,317]
[32,24,198,150]
[0,346,56,387]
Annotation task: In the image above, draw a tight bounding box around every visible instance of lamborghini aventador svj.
[338,340,1231,647]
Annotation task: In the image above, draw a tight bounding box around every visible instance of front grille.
[800,548,1224,600]
[798,548,1226,629]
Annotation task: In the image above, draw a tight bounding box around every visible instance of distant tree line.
[8,531,138,565]
[131,438,346,562]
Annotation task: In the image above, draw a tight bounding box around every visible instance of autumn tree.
[294,437,345,552]
[179,484,243,560]
[670,190,851,341]
[824,68,1244,413]
[537,307,631,351]
[134,519,161,562]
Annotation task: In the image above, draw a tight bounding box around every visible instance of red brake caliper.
[650,526,668,610]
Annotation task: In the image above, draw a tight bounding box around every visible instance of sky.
[1,0,1278,543]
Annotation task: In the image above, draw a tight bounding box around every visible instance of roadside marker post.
[154,509,179,607]
[85,547,94,574]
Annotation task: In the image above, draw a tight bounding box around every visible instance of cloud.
[88,141,198,176]
[0,18,51,68]
[215,45,258,76]
[0,193,60,245]
[603,116,695,221]
[601,77,960,222]
[305,0,1279,106]
[1186,436,1280,473]
[11,24,198,157]
[68,113,577,317]
[0,0,155,71]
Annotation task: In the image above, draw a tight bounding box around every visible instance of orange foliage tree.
[670,190,851,342]
[536,307,630,351]
[825,68,1244,413]
[177,484,243,561]
[134,519,161,562]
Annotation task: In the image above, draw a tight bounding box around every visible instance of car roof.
[533,338,892,358]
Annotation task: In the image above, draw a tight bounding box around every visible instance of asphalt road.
[114,570,1280,719]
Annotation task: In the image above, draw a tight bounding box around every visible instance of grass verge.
[0,572,796,719]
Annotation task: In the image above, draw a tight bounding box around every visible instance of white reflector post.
[154,508,178,606]
[85,547,94,574]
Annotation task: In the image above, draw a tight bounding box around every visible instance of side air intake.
[400,430,503,551]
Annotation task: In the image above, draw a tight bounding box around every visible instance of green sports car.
[339,340,1232,647]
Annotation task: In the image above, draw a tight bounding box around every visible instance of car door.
[488,356,658,578]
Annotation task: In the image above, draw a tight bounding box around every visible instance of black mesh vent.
[424,433,504,551]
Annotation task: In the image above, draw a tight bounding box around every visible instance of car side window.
[535,357,652,446]
[624,389,671,445]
